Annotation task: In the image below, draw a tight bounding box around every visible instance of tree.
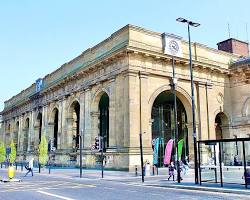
[0,140,6,163]
[9,140,16,164]
[38,135,48,166]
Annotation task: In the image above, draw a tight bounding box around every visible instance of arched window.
[23,118,29,152]
[99,93,109,151]
[69,101,80,151]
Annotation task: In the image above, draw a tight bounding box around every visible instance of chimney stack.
[217,38,249,57]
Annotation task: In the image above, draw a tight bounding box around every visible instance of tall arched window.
[23,118,29,152]
[14,121,19,149]
[52,108,59,149]
[69,101,80,150]
[99,93,109,151]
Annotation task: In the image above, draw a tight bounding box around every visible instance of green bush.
[9,140,16,164]
[0,141,6,163]
[38,135,48,166]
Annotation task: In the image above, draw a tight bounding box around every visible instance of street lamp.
[171,57,181,183]
[176,17,200,184]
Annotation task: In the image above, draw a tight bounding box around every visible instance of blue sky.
[0,0,249,111]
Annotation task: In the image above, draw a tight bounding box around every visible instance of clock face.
[169,40,179,55]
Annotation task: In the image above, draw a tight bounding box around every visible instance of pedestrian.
[182,157,189,175]
[25,157,34,177]
[168,161,175,181]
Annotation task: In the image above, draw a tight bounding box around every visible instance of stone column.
[42,105,48,138]
[127,70,140,152]
[108,78,116,148]
[123,73,129,148]
[186,122,199,162]
[57,99,64,150]
[83,88,92,149]
[17,116,22,152]
[139,72,152,151]
[197,83,209,141]
[28,112,33,151]
[30,111,35,151]
[91,111,99,142]
[61,97,68,150]
[79,91,85,150]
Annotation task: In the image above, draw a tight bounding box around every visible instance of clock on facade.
[169,40,179,55]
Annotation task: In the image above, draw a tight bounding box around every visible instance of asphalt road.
[0,169,249,200]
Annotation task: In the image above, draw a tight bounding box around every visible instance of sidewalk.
[1,166,249,196]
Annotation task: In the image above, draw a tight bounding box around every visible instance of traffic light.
[95,136,100,150]
[94,136,103,151]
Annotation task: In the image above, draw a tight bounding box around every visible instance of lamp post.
[171,56,181,183]
[176,17,200,184]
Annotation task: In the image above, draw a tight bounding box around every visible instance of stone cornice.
[127,47,230,75]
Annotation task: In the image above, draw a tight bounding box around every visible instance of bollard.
[15,162,17,170]
[152,165,155,176]
[135,165,138,176]
[8,166,15,179]
[21,162,23,171]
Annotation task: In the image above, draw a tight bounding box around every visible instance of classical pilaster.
[83,88,92,149]
[139,72,151,149]
[17,115,22,152]
[196,83,208,141]
[28,112,32,151]
[60,97,68,150]
[108,78,116,148]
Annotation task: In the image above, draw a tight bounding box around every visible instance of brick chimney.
[217,38,249,57]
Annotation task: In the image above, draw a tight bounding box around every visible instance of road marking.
[37,191,76,200]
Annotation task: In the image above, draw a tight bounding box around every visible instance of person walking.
[168,162,175,181]
[25,157,34,177]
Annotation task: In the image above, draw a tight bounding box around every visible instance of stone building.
[0,25,249,170]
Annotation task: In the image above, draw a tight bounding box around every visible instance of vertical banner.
[178,139,184,161]
[164,139,174,165]
[153,138,160,165]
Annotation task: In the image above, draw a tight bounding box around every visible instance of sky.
[0,0,249,111]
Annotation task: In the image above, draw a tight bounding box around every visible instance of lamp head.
[176,17,188,23]
[189,21,200,27]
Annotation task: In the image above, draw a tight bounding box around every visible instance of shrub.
[38,135,48,166]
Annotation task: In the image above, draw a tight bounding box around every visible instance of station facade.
[0,25,249,170]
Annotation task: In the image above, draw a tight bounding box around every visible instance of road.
[0,169,249,200]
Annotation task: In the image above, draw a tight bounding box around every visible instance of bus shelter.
[198,138,250,189]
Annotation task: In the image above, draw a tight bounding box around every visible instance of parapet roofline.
[2,24,240,110]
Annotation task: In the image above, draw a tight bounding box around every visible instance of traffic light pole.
[101,136,104,178]
[80,129,83,178]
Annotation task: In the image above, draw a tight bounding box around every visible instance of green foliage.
[38,135,48,166]
[9,140,16,164]
[0,141,6,163]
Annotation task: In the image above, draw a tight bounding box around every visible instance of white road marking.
[37,190,76,200]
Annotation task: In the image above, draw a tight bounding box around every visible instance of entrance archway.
[99,93,109,151]
[69,101,80,151]
[151,91,188,167]
[215,112,229,139]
